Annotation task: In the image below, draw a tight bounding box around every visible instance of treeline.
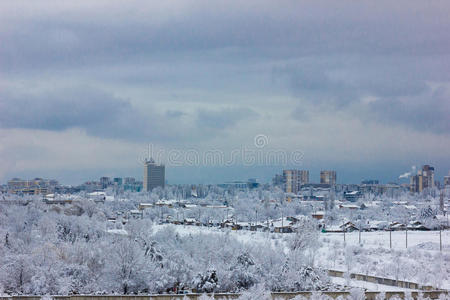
[0,201,331,295]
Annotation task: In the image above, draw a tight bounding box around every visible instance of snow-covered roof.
[205,205,228,209]
[184,218,197,223]
[236,222,252,227]
[106,229,128,235]
[361,202,379,207]
[312,211,325,215]
[403,205,417,210]
[271,217,296,228]
[346,191,359,195]
[368,221,388,228]
[89,191,106,196]
[393,201,408,205]
[339,204,359,209]
[156,199,178,205]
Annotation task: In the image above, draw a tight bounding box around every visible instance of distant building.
[124,177,136,185]
[113,177,123,186]
[122,177,141,192]
[7,177,59,195]
[100,177,111,189]
[320,170,336,185]
[143,158,165,192]
[247,178,260,189]
[272,174,284,186]
[410,165,435,193]
[361,179,379,185]
[343,190,362,202]
[219,179,259,189]
[444,172,450,187]
[79,181,102,192]
[283,170,309,194]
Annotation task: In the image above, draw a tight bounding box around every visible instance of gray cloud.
[165,110,186,118]
[277,56,449,135]
[0,87,175,141]
[1,1,450,74]
[196,107,258,130]
[0,1,450,183]
[368,86,450,134]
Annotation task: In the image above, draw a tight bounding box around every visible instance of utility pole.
[359,227,361,244]
[440,227,442,252]
[406,228,408,248]
[389,230,392,249]
[343,220,346,245]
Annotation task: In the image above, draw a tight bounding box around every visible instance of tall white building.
[143,158,165,192]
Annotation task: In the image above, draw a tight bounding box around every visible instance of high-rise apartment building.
[100,177,111,189]
[283,169,309,193]
[410,165,435,193]
[320,170,336,185]
[144,158,165,192]
[113,177,123,186]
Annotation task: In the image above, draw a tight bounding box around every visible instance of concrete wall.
[327,269,434,290]
[1,291,448,300]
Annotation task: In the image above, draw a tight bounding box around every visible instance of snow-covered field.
[330,277,416,292]
[154,225,450,290]
[318,231,450,290]
[320,230,450,251]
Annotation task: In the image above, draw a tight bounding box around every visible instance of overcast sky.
[0,0,449,185]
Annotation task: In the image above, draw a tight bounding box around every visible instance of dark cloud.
[0,87,262,143]
[0,87,174,141]
[368,86,450,134]
[1,1,450,74]
[278,56,449,135]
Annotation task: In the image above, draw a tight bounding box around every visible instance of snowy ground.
[154,224,450,291]
[318,231,450,290]
[330,277,418,292]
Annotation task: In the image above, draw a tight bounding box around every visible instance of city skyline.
[3,163,448,188]
[0,1,449,185]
